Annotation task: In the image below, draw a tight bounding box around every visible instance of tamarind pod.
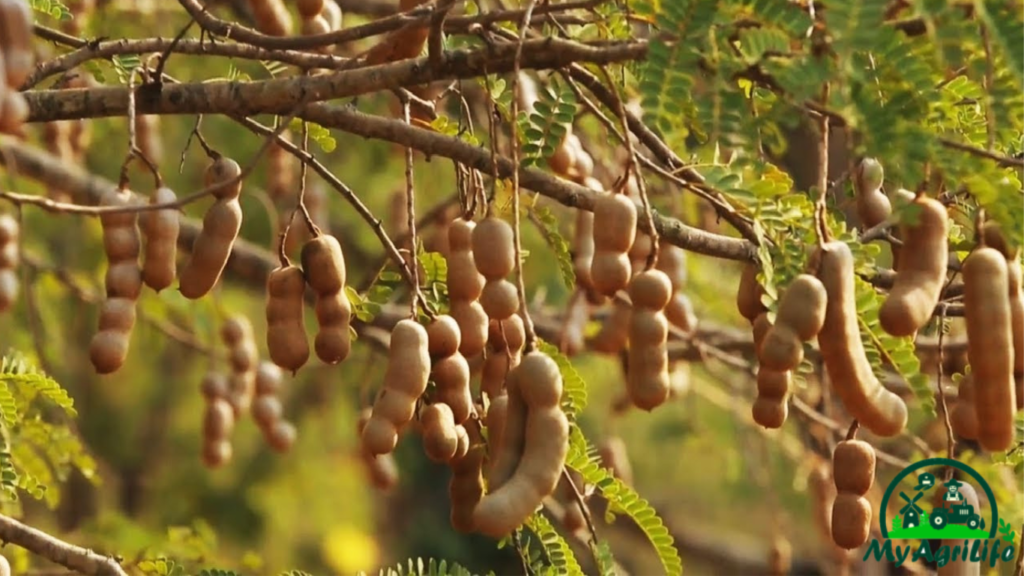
[204,398,236,440]
[249,0,293,35]
[630,269,672,310]
[140,187,180,292]
[254,362,283,396]
[853,158,890,228]
[484,391,507,456]
[427,314,461,357]
[830,493,871,549]
[572,208,597,289]
[832,440,875,495]
[572,148,594,181]
[89,298,136,374]
[473,405,569,538]
[201,439,233,468]
[751,368,790,429]
[301,14,331,38]
[204,157,243,201]
[0,0,34,87]
[0,215,18,244]
[736,263,766,321]
[627,342,670,411]
[628,232,653,274]
[816,241,908,437]
[0,91,28,136]
[547,133,577,176]
[751,312,772,352]
[200,372,230,400]
[361,25,429,66]
[479,279,519,320]
[0,269,18,311]
[590,299,631,354]
[433,353,473,424]
[103,227,142,263]
[104,262,142,300]
[472,217,516,279]
[265,266,310,372]
[664,292,697,333]
[981,221,1013,259]
[592,193,637,253]
[446,252,484,301]
[452,425,470,461]
[221,314,252,347]
[296,0,325,18]
[597,435,633,486]
[878,197,949,336]
[963,247,1016,451]
[250,396,282,431]
[422,403,460,463]
[449,445,485,533]
[265,420,297,452]
[759,274,827,371]
[937,482,981,576]
[362,320,429,455]
[179,199,242,299]
[321,0,342,29]
[449,300,488,357]
[301,234,347,293]
[590,251,632,297]
[313,293,352,364]
[630,310,668,348]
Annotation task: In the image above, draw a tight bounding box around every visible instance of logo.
[864,458,1018,569]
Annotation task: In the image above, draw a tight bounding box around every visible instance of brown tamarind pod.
[248,0,294,36]
[0,214,19,312]
[474,352,569,538]
[878,196,948,336]
[446,220,486,302]
[297,0,325,19]
[255,361,283,396]
[481,315,525,400]
[829,440,874,550]
[449,300,488,358]
[265,265,311,372]
[321,0,342,29]
[449,445,485,533]
[547,132,577,176]
[428,315,473,423]
[362,319,430,455]
[751,368,790,429]
[626,270,672,411]
[301,234,352,364]
[359,0,429,65]
[89,298,137,374]
[736,263,766,321]
[759,274,827,371]
[0,0,35,87]
[140,186,180,292]
[134,114,162,165]
[472,217,519,320]
[664,293,697,333]
[251,394,283,430]
[816,242,908,437]
[421,403,459,463]
[590,192,637,296]
[222,315,258,415]
[200,372,229,401]
[201,439,233,469]
[178,158,243,299]
[853,158,890,228]
[203,398,236,440]
[962,247,1016,451]
[265,420,297,453]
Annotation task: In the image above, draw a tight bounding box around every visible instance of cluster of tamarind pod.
[200,372,237,468]
[0,214,18,312]
[246,0,342,38]
[87,155,245,375]
[0,0,32,135]
[265,230,353,373]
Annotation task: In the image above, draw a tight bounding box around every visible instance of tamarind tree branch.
[0,513,128,576]
[24,38,646,122]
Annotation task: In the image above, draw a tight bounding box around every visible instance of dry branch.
[0,514,128,576]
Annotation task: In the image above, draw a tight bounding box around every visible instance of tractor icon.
[929,478,985,531]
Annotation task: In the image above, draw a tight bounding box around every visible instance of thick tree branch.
[0,514,128,576]
[24,38,646,122]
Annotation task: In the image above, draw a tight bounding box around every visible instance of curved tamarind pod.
[962,247,1015,451]
[590,192,637,296]
[949,374,979,440]
[140,186,180,292]
[486,375,528,489]
[361,319,430,455]
[759,274,828,371]
[356,409,399,491]
[816,241,908,437]
[179,158,243,298]
[736,263,767,321]
[473,352,569,538]
[853,158,890,228]
[481,316,525,400]
[878,197,948,337]
[421,403,459,463]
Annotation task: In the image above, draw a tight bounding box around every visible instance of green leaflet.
[369,557,474,576]
[520,81,577,169]
[566,427,683,576]
[524,513,585,576]
[536,340,588,419]
[28,0,72,21]
[529,205,575,291]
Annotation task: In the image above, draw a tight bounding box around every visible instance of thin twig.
[509,0,539,350]
[934,304,956,461]
[561,467,601,547]
[402,99,425,319]
[0,513,128,576]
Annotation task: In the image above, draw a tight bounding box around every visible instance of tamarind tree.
[0,0,1022,574]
